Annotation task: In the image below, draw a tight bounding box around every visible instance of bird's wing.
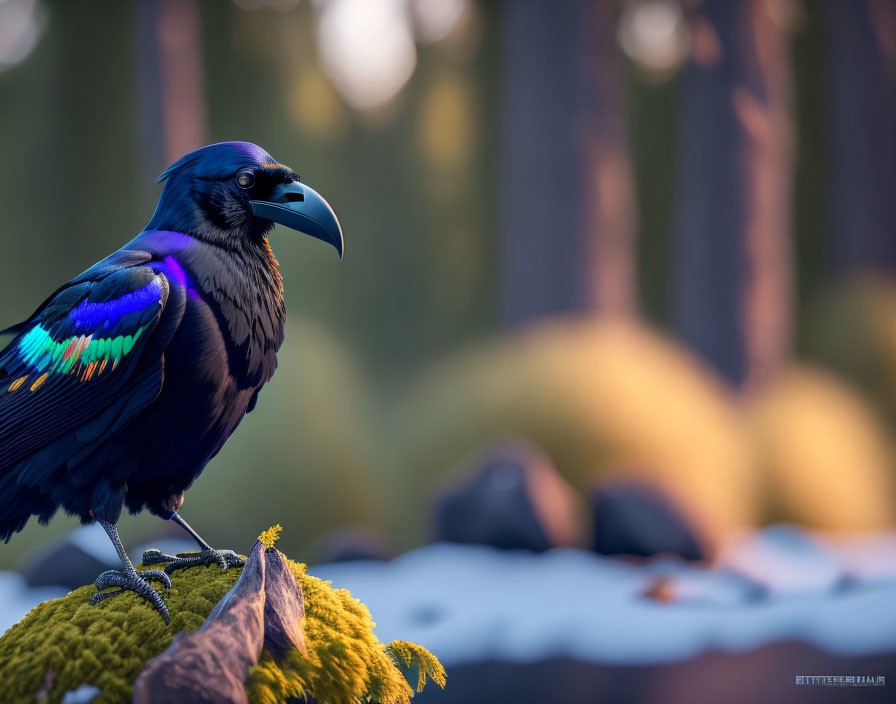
[0,261,185,474]
[0,249,153,337]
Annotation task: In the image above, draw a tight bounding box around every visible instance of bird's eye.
[236,170,255,189]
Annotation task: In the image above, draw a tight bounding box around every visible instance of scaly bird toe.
[141,549,178,567]
[90,568,171,623]
[142,547,245,574]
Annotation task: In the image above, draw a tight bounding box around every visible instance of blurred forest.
[1,0,895,567]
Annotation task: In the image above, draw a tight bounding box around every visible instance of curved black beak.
[251,180,344,259]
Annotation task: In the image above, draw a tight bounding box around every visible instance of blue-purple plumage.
[0,142,341,546]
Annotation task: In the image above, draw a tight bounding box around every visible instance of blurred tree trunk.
[674,0,794,388]
[136,0,207,180]
[0,0,143,324]
[499,0,637,326]
[823,0,896,274]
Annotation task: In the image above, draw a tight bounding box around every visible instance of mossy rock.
[0,553,444,704]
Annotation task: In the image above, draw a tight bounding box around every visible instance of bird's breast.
[185,283,284,391]
[164,244,286,391]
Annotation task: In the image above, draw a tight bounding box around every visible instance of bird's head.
[145,141,344,258]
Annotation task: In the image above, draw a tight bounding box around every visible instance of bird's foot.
[142,548,245,574]
[90,568,171,623]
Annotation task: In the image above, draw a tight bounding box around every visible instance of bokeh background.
[2,0,896,702]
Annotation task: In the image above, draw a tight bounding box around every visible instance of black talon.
[90,588,126,603]
[90,567,171,623]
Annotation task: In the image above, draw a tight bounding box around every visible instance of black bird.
[0,142,343,621]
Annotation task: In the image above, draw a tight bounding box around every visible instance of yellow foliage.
[745,365,896,531]
[0,552,443,704]
[247,558,444,704]
[257,524,283,550]
[386,640,447,692]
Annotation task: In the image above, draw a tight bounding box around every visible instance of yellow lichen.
[246,560,446,704]
[257,524,283,549]
[0,550,443,704]
[386,640,447,692]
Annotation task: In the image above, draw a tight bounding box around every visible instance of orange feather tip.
[80,361,99,382]
[8,376,27,392]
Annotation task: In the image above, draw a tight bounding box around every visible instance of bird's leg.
[142,512,245,575]
[90,520,171,623]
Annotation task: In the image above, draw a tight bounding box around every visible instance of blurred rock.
[309,526,390,563]
[18,524,119,590]
[433,439,586,551]
[591,481,707,561]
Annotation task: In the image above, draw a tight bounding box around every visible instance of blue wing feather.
[0,250,153,337]
[0,256,185,496]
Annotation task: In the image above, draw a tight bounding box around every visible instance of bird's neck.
[259,236,283,295]
[135,229,283,306]
[138,229,287,385]
[145,188,274,251]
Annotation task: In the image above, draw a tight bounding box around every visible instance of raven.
[0,142,343,621]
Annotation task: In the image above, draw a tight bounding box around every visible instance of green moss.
[0,554,444,704]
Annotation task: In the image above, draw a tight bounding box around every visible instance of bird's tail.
[0,464,57,542]
[0,359,54,541]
